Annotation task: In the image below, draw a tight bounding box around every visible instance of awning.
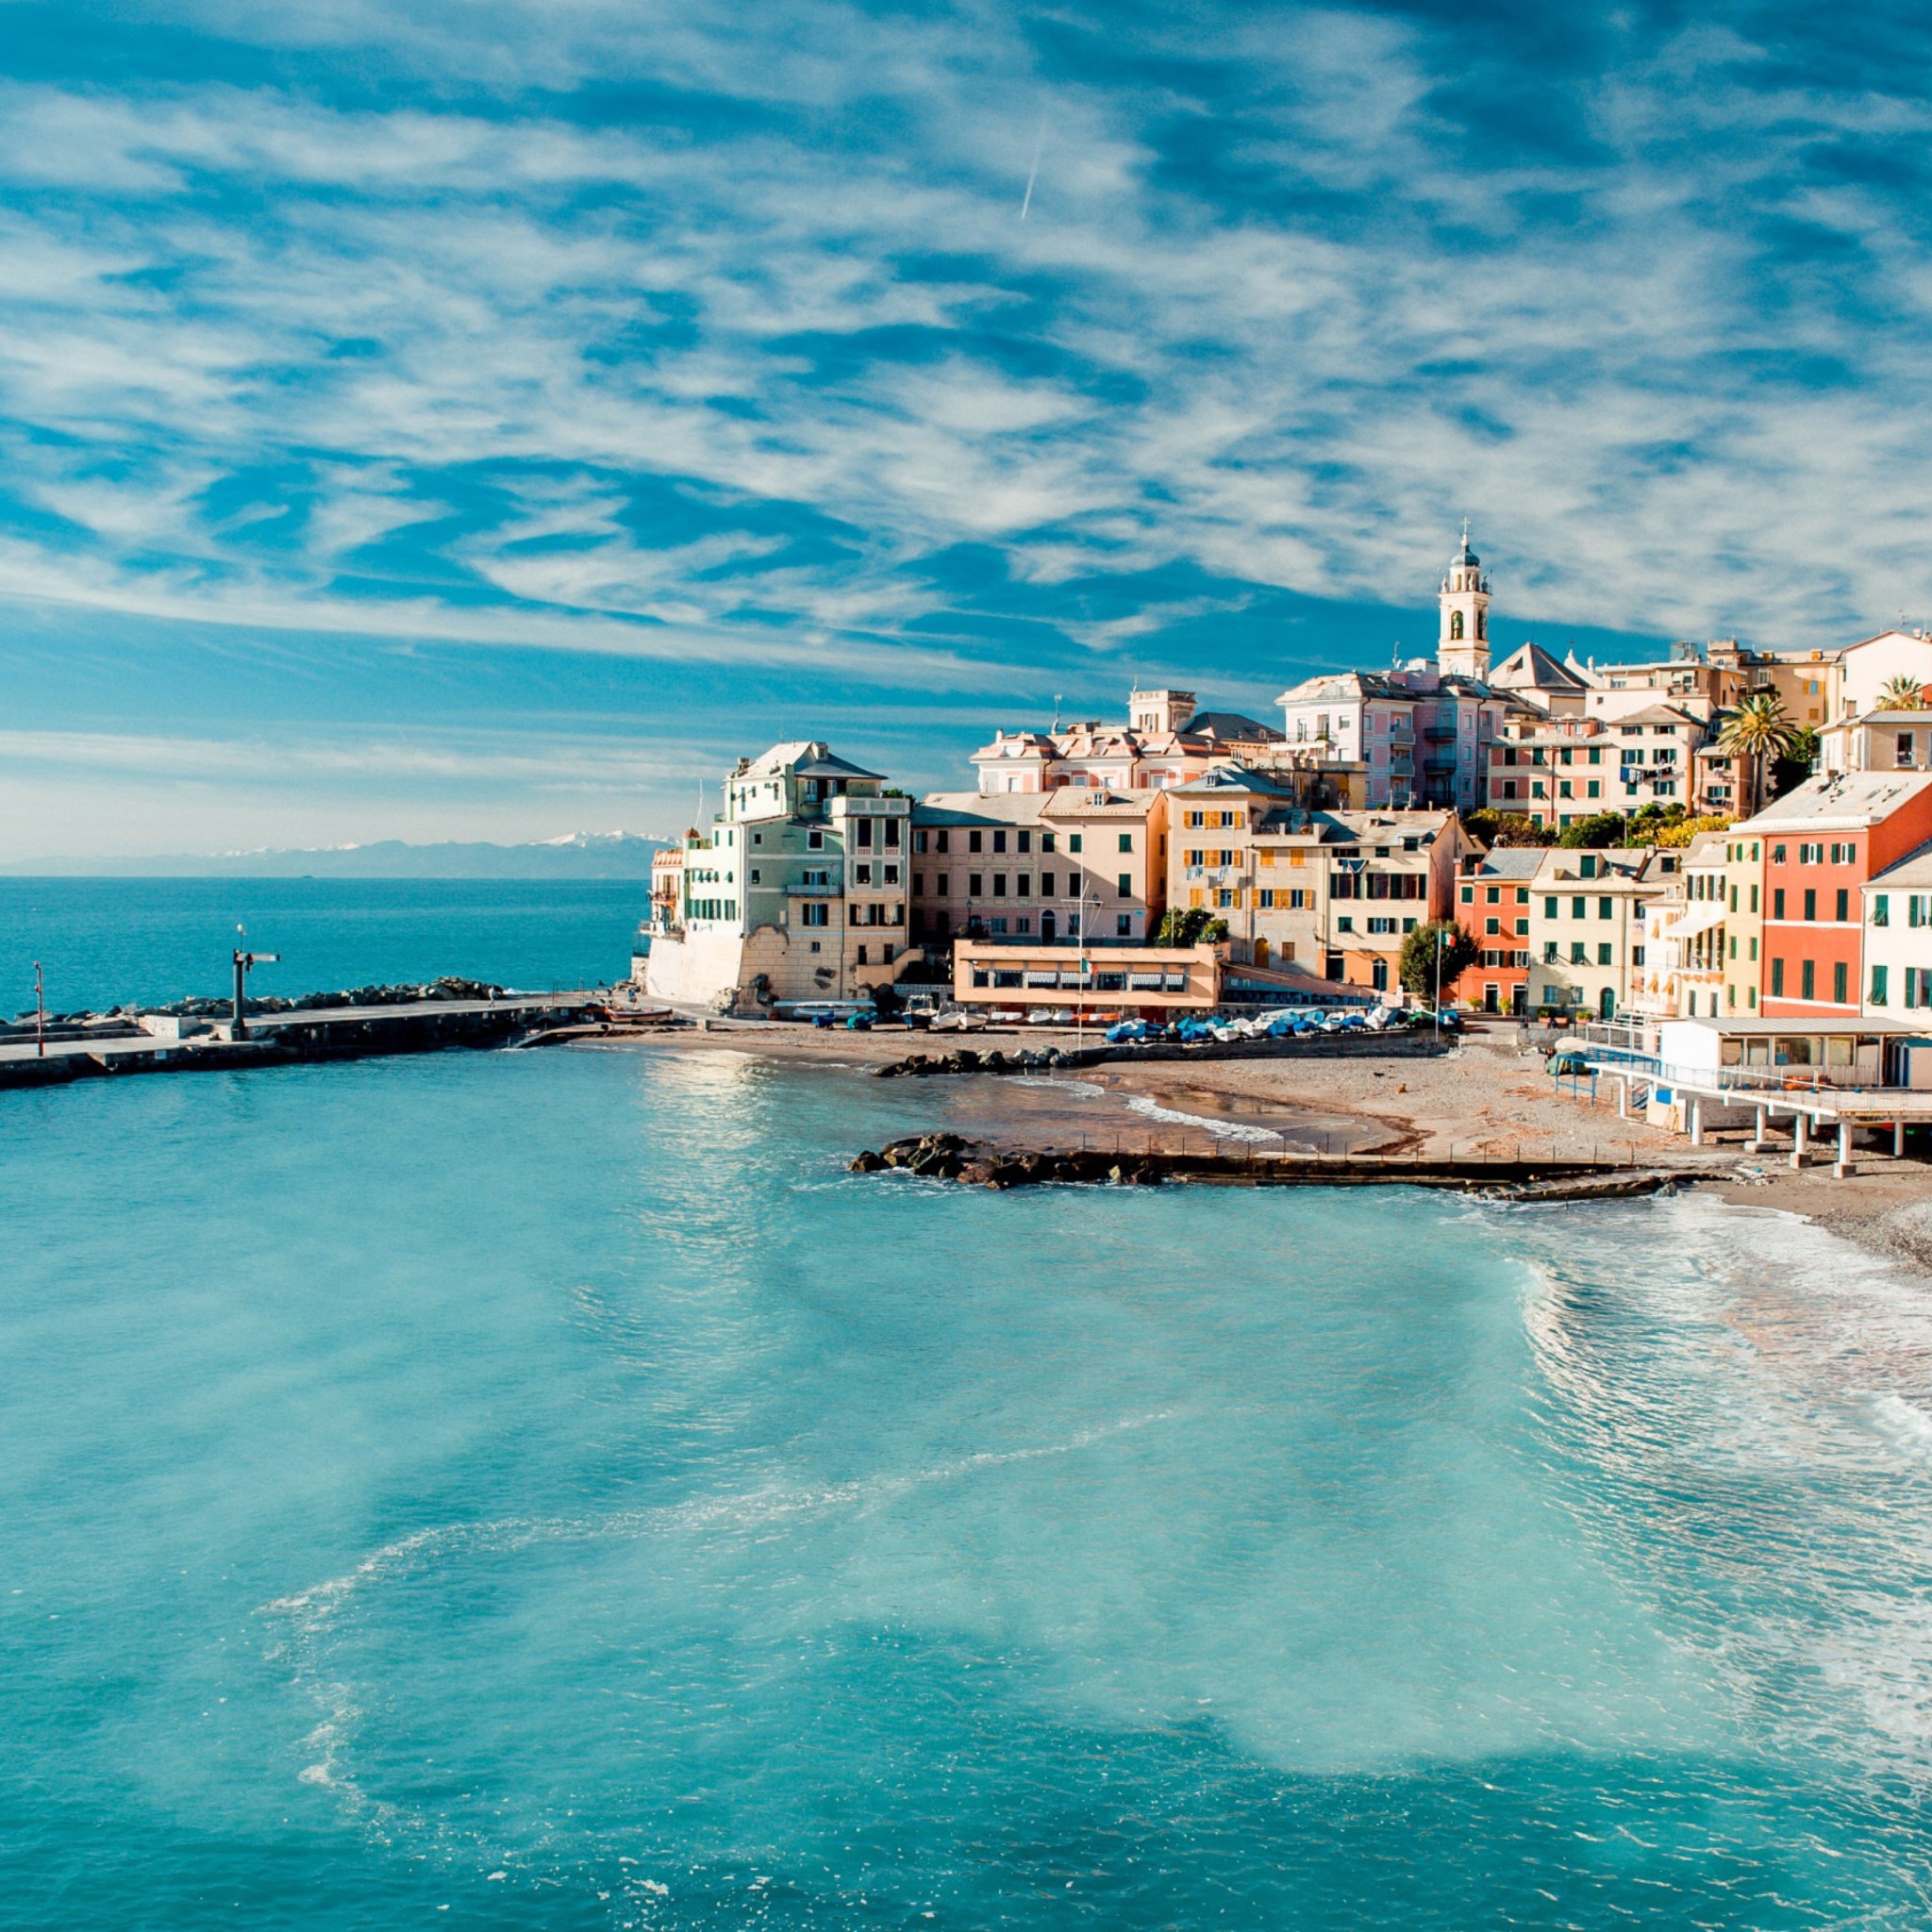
[1666,903,1726,940]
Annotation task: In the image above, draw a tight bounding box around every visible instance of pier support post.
[1616,1080,1627,1121]
[1791,1112,1808,1169]
[1895,1120,1906,1158]
[1747,1104,1766,1154]
[1835,1118,1854,1180]
[1689,1095,1704,1148]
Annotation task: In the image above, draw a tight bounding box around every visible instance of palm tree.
[1718,691,1801,812]
[1880,674,1927,710]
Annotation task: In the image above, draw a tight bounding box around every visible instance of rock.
[957,1158,998,1186]
[848,1150,886,1173]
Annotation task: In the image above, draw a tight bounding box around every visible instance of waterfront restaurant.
[953,941,1219,1018]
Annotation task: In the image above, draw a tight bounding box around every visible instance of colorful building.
[1861,841,1932,1019]
[1732,772,1932,1021]
[1451,847,1542,1014]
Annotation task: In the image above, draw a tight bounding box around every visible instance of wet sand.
[617,1015,1932,1258]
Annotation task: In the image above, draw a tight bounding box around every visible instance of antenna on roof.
[1053,693,1061,732]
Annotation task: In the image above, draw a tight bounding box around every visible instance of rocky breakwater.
[873,1046,1108,1079]
[849,1131,1690,1199]
[848,1131,1159,1188]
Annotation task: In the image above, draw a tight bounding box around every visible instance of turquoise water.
[0,877,645,1014]
[7,1041,1932,1927]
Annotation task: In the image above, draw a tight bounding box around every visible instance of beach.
[630,1014,1932,1261]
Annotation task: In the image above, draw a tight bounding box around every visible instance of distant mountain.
[0,832,665,879]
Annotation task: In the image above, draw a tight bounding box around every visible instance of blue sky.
[4,0,1931,856]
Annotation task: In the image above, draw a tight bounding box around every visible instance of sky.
[4,0,1932,857]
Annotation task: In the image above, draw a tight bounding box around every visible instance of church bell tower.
[1437,523,1491,679]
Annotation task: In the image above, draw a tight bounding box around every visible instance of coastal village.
[641,533,1932,1036]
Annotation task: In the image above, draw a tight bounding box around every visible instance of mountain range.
[0,832,665,879]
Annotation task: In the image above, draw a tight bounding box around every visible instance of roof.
[1178,710,1283,743]
[1489,642,1590,693]
[1604,704,1701,730]
[1681,830,1731,868]
[1466,847,1550,879]
[1530,848,1664,886]
[1868,836,1932,891]
[1167,761,1303,797]
[1040,788,1158,820]
[742,741,884,782]
[913,791,1048,828]
[1736,771,1932,833]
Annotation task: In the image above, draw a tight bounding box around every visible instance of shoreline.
[610,1015,1932,1271]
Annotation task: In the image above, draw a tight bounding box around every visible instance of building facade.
[1729,772,1932,1022]
[642,741,914,1008]
[1451,847,1542,1014]
[909,787,1169,949]
[1861,841,1932,1018]
[1524,847,1673,1020]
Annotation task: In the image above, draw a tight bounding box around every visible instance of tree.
[1557,812,1626,850]
[1461,808,1549,848]
[1881,675,1927,710]
[1772,725,1819,802]
[1155,907,1229,947]
[1719,691,1801,810]
[1399,918,1480,998]
[1654,812,1732,849]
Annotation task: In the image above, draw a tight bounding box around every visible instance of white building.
[1861,839,1932,1017]
[642,741,914,1009]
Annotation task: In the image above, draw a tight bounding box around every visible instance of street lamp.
[1434,924,1446,1041]
[33,960,44,1058]
[231,926,279,1040]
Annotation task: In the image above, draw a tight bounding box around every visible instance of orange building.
[1734,774,1932,1020]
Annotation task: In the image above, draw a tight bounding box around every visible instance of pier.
[0,991,623,1091]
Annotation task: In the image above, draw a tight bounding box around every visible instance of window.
[1485,917,1501,935]
[1116,914,1132,936]
[968,873,984,896]
[1117,873,1132,898]
[1804,888,1816,922]
[1068,835,1083,854]
[936,828,950,855]
[1632,945,1645,966]
[1572,897,1586,919]
[1911,968,1925,1010]
[1042,834,1056,854]
[1874,894,1889,927]
[1772,957,1785,996]
[1570,941,1587,964]
[935,874,948,897]
[1040,872,1055,897]
[1485,885,1500,904]
[1914,895,1932,928]
[969,829,983,854]
[1516,888,1529,905]
[1338,916,1355,933]
[992,873,1008,897]
[1599,897,1613,920]
[1118,832,1134,854]
[1515,918,1529,937]
[1016,874,1031,898]
[749,870,760,885]
[992,829,1008,855]
[1544,896,1558,918]
[1597,943,1612,966]
[1559,780,1574,799]
[1801,958,1816,1000]
[1774,888,1786,920]
[1872,964,1890,1006]
[1543,941,1558,962]
[801,903,828,927]
[808,829,824,851]
[1588,781,1601,799]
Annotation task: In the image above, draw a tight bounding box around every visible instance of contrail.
[1020,114,1046,221]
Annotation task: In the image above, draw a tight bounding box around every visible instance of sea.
[7,883,1932,1927]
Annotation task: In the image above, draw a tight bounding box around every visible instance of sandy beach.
[624,1014,1932,1265]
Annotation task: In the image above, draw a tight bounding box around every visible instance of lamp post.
[1434,924,1446,1041]
[231,926,279,1040]
[33,960,44,1058]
